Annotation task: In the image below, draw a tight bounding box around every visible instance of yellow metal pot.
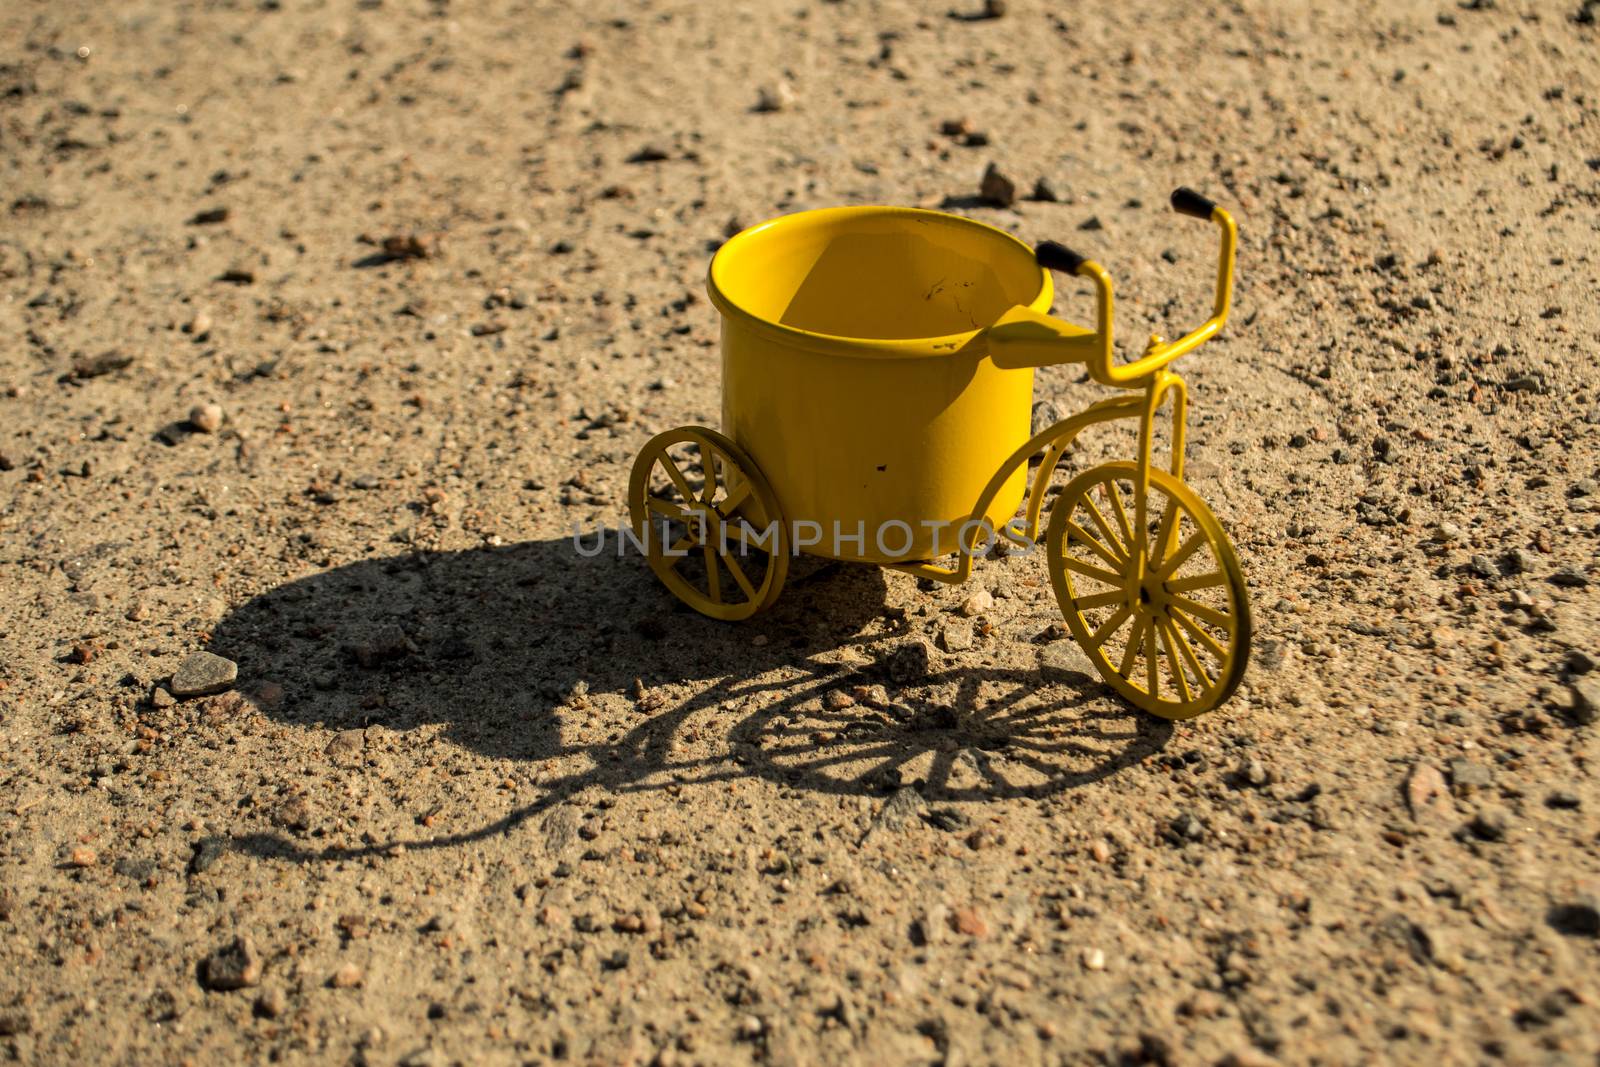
[707,206,1053,563]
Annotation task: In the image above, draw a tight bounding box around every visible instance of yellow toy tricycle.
[628,188,1250,720]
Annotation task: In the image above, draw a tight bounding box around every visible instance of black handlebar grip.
[1036,241,1087,274]
[1171,187,1217,220]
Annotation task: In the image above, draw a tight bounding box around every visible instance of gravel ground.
[1,1,1598,1064]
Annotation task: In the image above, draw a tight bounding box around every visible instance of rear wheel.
[628,426,787,621]
[1046,461,1250,719]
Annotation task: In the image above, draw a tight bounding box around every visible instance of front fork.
[1130,368,1189,583]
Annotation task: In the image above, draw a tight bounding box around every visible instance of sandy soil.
[2,0,1599,1063]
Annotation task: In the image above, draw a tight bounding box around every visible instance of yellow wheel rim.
[628,426,788,621]
[1046,462,1250,719]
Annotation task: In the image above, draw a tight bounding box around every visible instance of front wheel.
[1046,462,1250,719]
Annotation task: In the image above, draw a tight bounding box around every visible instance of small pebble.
[979,162,1016,207]
[1082,947,1106,970]
[188,403,224,434]
[330,962,364,989]
[1405,761,1452,820]
[1571,678,1599,725]
[754,82,796,113]
[951,906,989,938]
[959,589,994,617]
[324,729,365,766]
[1469,805,1510,842]
[1235,758,1270,788]
[254,987,287,1019]
[202,936,263,990]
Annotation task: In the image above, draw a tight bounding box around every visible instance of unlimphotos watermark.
[572,517,1038,558]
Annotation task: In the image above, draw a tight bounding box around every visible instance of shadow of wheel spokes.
[719,662,1171,803]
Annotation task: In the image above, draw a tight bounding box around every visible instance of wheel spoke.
[1065,521,1125,570]
[1172,607,1228,661]
[1155,531,1206,579]
[1118,615,1146,677]
[721,549,759,600]
[1159,620,1193,704]
[646,497,693,523]
[660,454,697,503]
[1145,617,1160,700]
[1081,496,1129,564]
[669,531,700,555]
[1168,618,1212,690]
[722,520,779,553]
[1062,555,1125,588]
[1074,589,1125,611]
[1089,604,1133,649]
[1170,595,1233,631]
[703,543,722,601]
[1105,479,1137,555]
[1166,570,1226,594]
[701,446,720,504]
[720,478,754,515]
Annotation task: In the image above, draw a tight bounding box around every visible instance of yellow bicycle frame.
[896,198,1237,584]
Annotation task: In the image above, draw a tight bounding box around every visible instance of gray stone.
[1039,641,1096,678]
[940,617,974,652]
[876,787,926,832]
[1254,638,1288,672]
[1031,400,1062,438]
[1499,547,1535,575]
[191,836,227,875]
[1550,565,1589,588]
[114,856,158,883]
[542,808,580,855]
[324,729,365,766]
[979,162,1016,207]
[1571,678,1600,726]
[887,639,933,684]
[170,652,237,698]
[202,935,262,990]
[1447,758,1493,794]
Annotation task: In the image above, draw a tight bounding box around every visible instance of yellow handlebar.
[987,190,1237,388]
